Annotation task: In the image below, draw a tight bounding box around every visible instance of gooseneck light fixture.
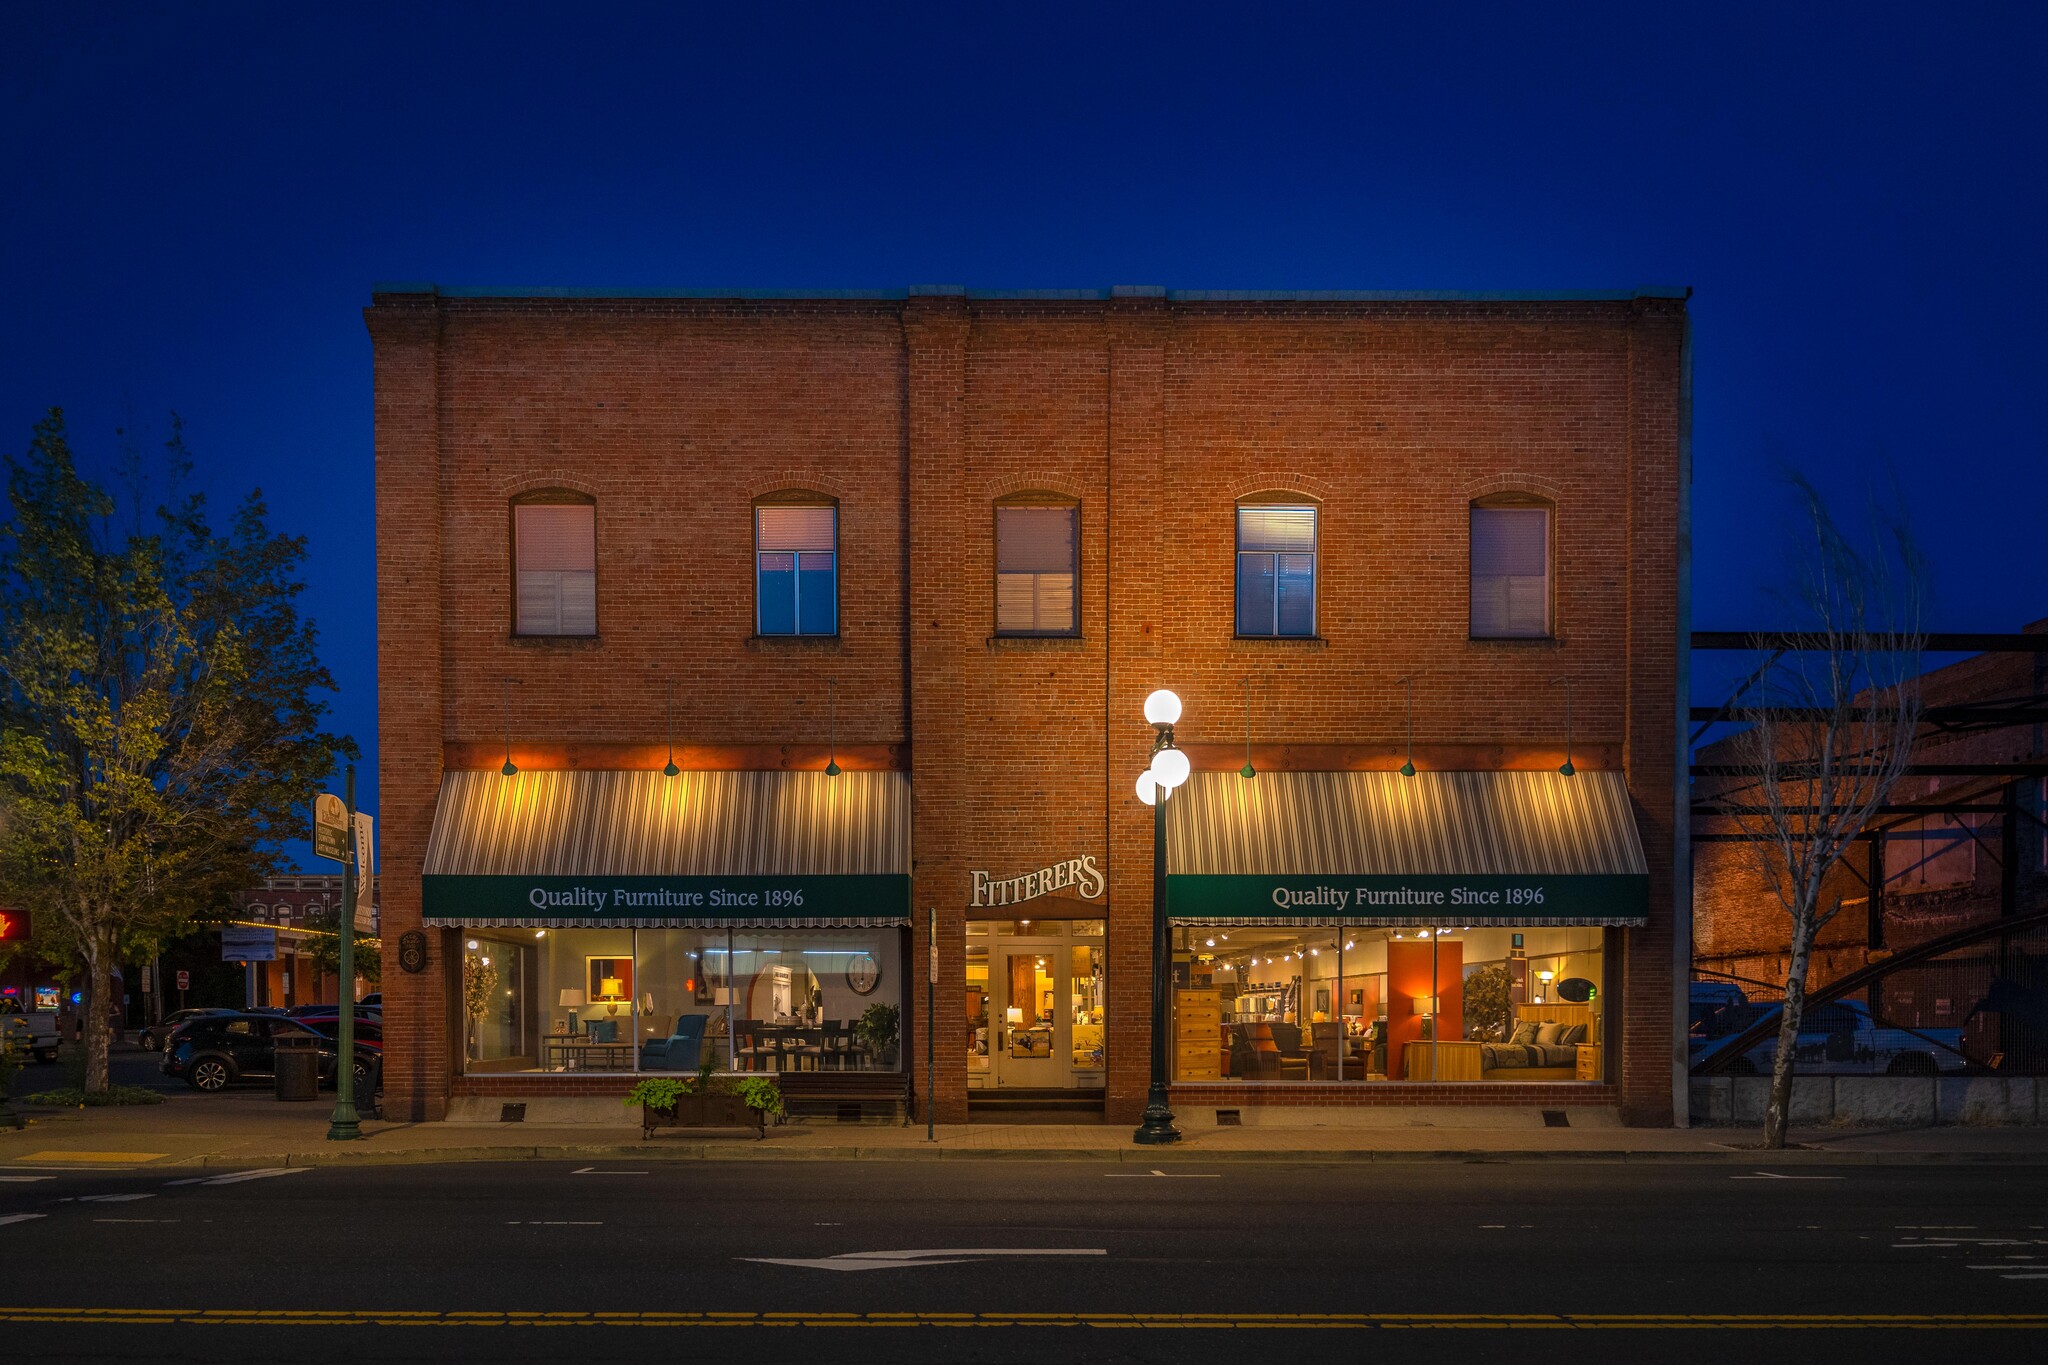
[1399,675,1417,778]
[1239,675,1256,779]
[500,677,521,776]
[662,677,680,778]
[824,678,842,777]
[1554,675,1576,777]
[1135,687,1189,1146]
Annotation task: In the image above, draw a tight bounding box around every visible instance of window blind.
[1237,505,1317,555]
[515,503,597,636]
[996,505,1077,633]
[757,505,836,552]
[1469,506,1550,638]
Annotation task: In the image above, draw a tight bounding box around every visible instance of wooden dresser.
[1173,988,1223,1081]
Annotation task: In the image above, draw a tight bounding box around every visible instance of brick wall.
[370,289,1687,1127]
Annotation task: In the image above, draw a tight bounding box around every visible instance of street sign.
[352,811,374,880]
[221,925,277,962]
[175,970,190,992]
[313,793,349,863]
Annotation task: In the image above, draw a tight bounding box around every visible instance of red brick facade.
[370,286,1688,1128]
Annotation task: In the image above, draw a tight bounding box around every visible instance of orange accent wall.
[1385,939,1463,1079]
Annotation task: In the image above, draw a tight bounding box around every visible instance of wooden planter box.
[641,1092,765,1140]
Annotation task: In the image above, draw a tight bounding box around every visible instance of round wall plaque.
[397,929,429,975]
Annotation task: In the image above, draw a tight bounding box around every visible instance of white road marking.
[1731,1172,1843,1180]
[506,1220,603,1226]
[742,1248,1109,1273]
[0,1176,52,1183]
[164,1167,309,1187]
[571,1167,647,1176]
[1105,1169,1220,1179]
[0,1213,47,1227]
[94,1219,178,1224]
[77,1193,155,1203]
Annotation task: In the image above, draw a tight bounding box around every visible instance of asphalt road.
[3,1157,2044,1363]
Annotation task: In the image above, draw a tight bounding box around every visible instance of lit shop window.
[755,503,838,636]
[1469,501,1552,639]
[1168,924,1604,1083]
[513,499,597,637]
[1236,504,1317,637]
[995,502,1078,636]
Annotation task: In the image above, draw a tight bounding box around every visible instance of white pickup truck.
[0,1002,61,1064]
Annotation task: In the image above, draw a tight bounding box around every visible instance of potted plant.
[854,1002,900,1069]
[626,1060,778,1139]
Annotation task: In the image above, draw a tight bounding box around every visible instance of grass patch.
[20,1085,167,1107]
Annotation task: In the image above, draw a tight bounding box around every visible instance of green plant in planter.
[720,1076,785,1119]
[623,1076,696,1112]
[855,1002,900,1061]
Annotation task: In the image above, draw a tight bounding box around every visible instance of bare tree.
[1722,473,1925,1149]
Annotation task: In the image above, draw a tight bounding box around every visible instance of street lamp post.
[1133,689,1190,1145]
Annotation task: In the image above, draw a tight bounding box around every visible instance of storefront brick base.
[1170,1083,1617,1109]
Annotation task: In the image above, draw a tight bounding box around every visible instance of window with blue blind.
[1469,504,1552,638]
[1236,505,1317,637]
[756,504,838,636]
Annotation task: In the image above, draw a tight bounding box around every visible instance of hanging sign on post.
[312,794,349,863]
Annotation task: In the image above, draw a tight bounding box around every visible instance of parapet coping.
[370,283,1690,304]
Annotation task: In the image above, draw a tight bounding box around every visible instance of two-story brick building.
[369,285,1690,1129]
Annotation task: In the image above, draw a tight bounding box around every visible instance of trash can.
[274,1032,320,1101]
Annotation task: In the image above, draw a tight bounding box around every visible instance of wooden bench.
[778,1070,912,1124]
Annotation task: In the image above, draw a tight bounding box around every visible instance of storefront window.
[460,925,904,1077]
[1172,925,1605,1084]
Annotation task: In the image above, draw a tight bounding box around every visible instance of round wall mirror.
[1555,977,1595,1003]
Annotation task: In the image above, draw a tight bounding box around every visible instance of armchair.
[640,1013,709,1072]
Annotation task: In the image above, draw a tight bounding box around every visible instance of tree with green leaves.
[303,902,381,995]
[0,410,349,1093]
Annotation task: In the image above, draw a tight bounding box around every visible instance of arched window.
[994,494,1079,636]
[512,493,597,637]
[754,493,839,637]
[1235,500,1318,638]
[1469,495,1552,639]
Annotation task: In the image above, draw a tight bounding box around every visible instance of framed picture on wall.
[587,957,634,1011]
[693,952,717,1006]
[1349,989,1364,1007]
[1315,988,1331,1015]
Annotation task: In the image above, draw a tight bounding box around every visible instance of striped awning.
[1164,770,1649,926]
[421,769,910,928]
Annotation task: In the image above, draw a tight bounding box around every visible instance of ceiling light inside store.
[1205,938,1215,947]
[466,940,479,951]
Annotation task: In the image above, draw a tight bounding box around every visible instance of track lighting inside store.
[1205,938,1215,947]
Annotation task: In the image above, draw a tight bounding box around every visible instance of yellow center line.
[2,1309,2046,1329]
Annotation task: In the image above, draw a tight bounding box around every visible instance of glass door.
[993,946,1065,1088]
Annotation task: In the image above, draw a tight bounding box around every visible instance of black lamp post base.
[1131,1088,1182,1145]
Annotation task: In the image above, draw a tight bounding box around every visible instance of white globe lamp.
[1149,746,1191,790]
[1143,689,1182,726]
[1135,771,1159,806]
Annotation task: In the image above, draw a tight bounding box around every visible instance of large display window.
[459,926,902,1076]
[1170,924,1606,1084]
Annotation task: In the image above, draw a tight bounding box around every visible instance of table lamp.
[558,988,586,1034]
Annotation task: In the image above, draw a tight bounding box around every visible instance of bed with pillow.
[1479,1005,1594,1080]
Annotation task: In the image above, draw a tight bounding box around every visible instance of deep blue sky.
[4,5,2044,863]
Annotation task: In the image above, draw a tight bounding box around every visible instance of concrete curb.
[164,1143,2048,1168]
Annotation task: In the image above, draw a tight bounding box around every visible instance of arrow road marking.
[0,1214,47,1227]
[742,1248,1109,1273]
[0,1177,52,1183]
[1730,1172,1843,1180]
[76,1194,155,1203]
[165,1167,310,1187]
[1105,1169,1220,1179]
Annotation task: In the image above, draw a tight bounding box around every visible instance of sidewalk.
[6,1091,2048,1168]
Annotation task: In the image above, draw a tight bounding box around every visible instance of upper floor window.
[513,498,597,636]
[755,502,838,636]
[1469,501,1552,639]
[1236,503,1317,637]
[995,501,1078,636]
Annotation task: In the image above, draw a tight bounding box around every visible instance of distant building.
[228,875,380,1008]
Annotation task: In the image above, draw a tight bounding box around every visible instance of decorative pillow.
[1510,1021,1541,1046]
[1557,1023,1588,1046]
[1534,1022,1566,1047]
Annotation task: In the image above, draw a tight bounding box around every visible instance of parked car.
[1692,996,1967,1076]
[356,994,381,1009]
[161,1012,381,1093]
[138,1008,236,1051]
[283,1004,380,1021]
[0,999,60,1063]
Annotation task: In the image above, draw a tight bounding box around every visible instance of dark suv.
[161,1012,380,1093]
